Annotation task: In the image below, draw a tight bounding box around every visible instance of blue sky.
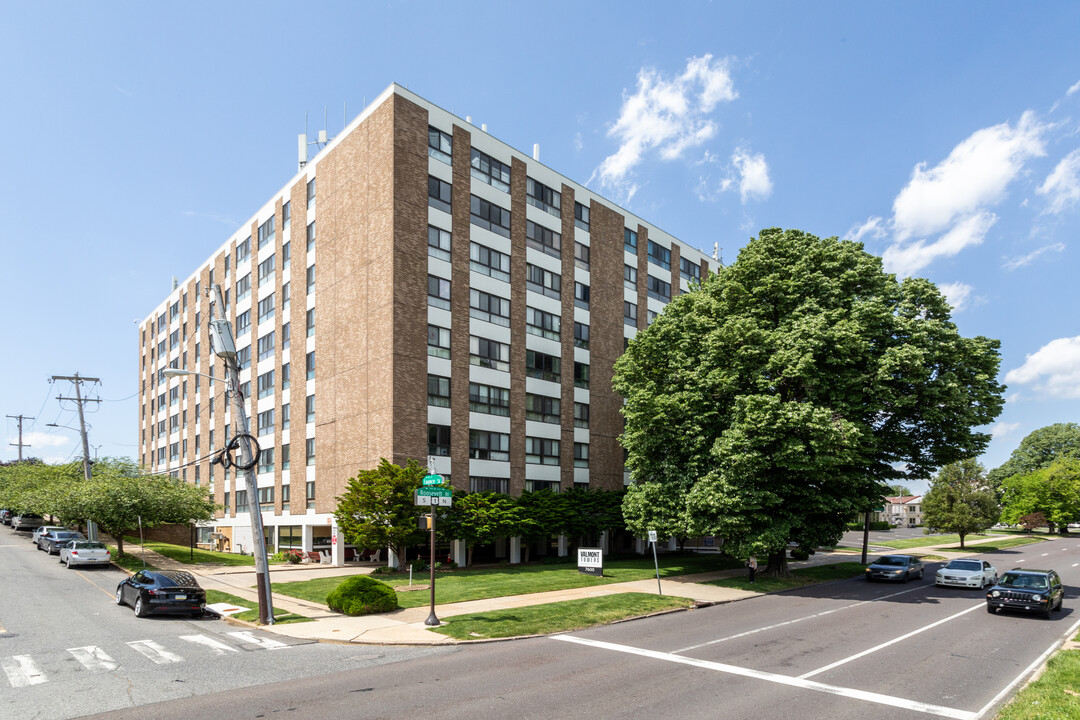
[2,2,1078,493]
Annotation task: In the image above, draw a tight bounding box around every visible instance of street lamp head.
[162,369,192,379]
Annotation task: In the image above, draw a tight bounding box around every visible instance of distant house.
[884,495,923,527]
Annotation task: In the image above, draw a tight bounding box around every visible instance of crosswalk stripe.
[127,639,183,664]
[68,646,120,672]
[227,631,289,650]
[2,655,46,687]
[179,634,239,655]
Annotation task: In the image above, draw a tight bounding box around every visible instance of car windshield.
[1000,573,1048,590]
[874,556,908,566]
[946,560,981,571]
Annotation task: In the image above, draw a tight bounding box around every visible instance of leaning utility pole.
[6,414,34,461]
[52,373,101,540]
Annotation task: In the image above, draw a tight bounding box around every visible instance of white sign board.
[647,530,658,543]
[577,547,603,577]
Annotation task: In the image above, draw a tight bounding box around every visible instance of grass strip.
[119,536,285,566]
[704,562,867,593]
[273,554,742,609]
[105,544,155,572]
[430,593,693,640]
[204,589,311,625]
[934,536,1047,553]
[872,533,1003,550]
[994,649,1080,719]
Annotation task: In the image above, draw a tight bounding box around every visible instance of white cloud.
[1068,80,1080,96]
[1003,242,1066,270]
[592,54,737,201]
[844,216,886,243]
[1037,148,1080,214]
[1004,335,1080,398]
[882,211,997,277]
[732,147,772,202]
[891,111,1046,241]
[13,432,72,449]
[991,422,1022,439]
[937,281,974,312]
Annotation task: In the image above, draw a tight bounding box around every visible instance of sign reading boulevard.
[415,486,453,507]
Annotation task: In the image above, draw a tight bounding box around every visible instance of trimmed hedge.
[326,575,399,616]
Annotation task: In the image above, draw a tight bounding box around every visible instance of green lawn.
[872,533,1003,550]
[430,593,693,640]
[119,536,284,566]
[704,562,867,593]
[204,589,310,625]
[994,649,1080,719]
[106,544,155,572]
[934,536,1047,553]
[273,553,742,609]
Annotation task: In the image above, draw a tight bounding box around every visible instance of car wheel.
[134,596,148,618]
[65,559,74,569]
[115,586,125,606]
[903,571,910,582]
[987,604,995,614]
[1043,605,1053,620]
[917,568,924,580]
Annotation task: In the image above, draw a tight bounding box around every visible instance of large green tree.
[999,458,1080,533]
[988,423,1080,491]
[437,491,524,566]
[334,458,426,568]
[920,458,999,548]
[615,228,1005,575]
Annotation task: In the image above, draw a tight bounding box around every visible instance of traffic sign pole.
[425,504,440,626]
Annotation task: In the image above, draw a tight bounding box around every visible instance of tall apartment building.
[137,84,712,561]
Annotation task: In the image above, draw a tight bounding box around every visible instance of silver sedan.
[936,558,997,588]
[59,540,112,568]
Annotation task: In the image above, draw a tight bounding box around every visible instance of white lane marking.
[800,602,983,679]
[553,635,976,720]
[226,631,289,650]
[127,640,183,664]
[68,646,120,672]
[673,584,926,654]
[1017,559,1025,563]
[179,634,239,655]
[2,655,46,687]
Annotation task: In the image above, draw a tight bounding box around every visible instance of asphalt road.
[72,536,1080,720]
[0,527,450,719]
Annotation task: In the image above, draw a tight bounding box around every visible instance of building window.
[647,309,658,325]
[647,275,671,302]
[234,489,248,513]
[526,437,560,465]
[647,240,672,270]
[257,331,275,362]
[525,350,560,383]
[574,202,590,232]
[306,308,315,337]
[306,264,315,294]
[574,362,590,389]
[526,177,561,217]
[525,394,560,424]
[306,221,316,252]
[428,275,451,310]
[525,264,561,299]
[428,225,451,262]
[306,394,315,422]
[574,443,589,468]
[282,282,290,311]
[428,424,451,456]
[281,362,290,390]
[258,216,275,250]
[257,483,274,507]
[624,264,638,291]
[680,256,702,283]
[624,301,638,326]
[470,195,511,238]
[428,126,452,164]
[257,409,274,437]
[526,220,561,258]
[574,242,590,271]
[470,148,510,192]
[307,178,315,209]
[428,375,451,407]
[235,310,251,339]
[470,430,509,461]
[236,345,251,371]
[428,176,452,213]
[574,402,589,429]
[469,382,510,416]
[281,403,290,430]
[282,241,290,269]
[428,325,451,359]
[470,242,510,282]
[526,306,560,341]
[469,336,509,372]
[574,282,590,310]
[470,476,509,494]
[306,351,315,380]
[282,201,290,230]
[525,480,560,493]
[281,444,290,471]
[257,294,275,325]
[574,322,589,349]
[236,273,251,302]
[305,479,315,508]
[625,228,638,255]
[237,238,251,262]
[306,439,315,467]
[257,370,275,399]
[469,289,510,326]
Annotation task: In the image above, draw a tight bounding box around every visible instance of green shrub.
[326,576,399,616]
[371,565,399,575]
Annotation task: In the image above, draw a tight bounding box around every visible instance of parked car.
[986,569,1064,619]
[38,530,85,555]
[31,525,66,544]
[0,510,12,525]
[936,559,997,589]
[865,554,924,582]
[11,515,45,532]
[115,570,207,619]
[59,540,111,568]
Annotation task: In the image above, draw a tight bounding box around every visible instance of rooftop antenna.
[298,108,333,171]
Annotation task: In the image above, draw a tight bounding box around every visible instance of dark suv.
[986,568,1064,619]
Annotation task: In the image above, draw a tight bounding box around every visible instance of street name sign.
[422,474,443,486]
[415,487,453,507]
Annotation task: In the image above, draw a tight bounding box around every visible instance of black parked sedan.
[37,530,85,554]
[986,568,1064,619]
[115,570,207,618]
[865,554,925,582]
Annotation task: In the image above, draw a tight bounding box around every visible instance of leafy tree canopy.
[988,423,1080,488]
[1000,458,1080,532]
[437,491,524,566]
[920,458,999,548]
[614,228,1005,573]
[887,484,914,497]
[334,458,426,568]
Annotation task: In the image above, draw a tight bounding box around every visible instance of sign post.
[415,485,453,626]
[648,530,661,595]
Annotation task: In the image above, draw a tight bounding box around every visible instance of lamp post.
[46,422,98,540]
[163,282,275,625]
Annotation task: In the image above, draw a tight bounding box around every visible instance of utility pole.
[6,414,34,460]
[209,284,275,625]
[51,374,101,540]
